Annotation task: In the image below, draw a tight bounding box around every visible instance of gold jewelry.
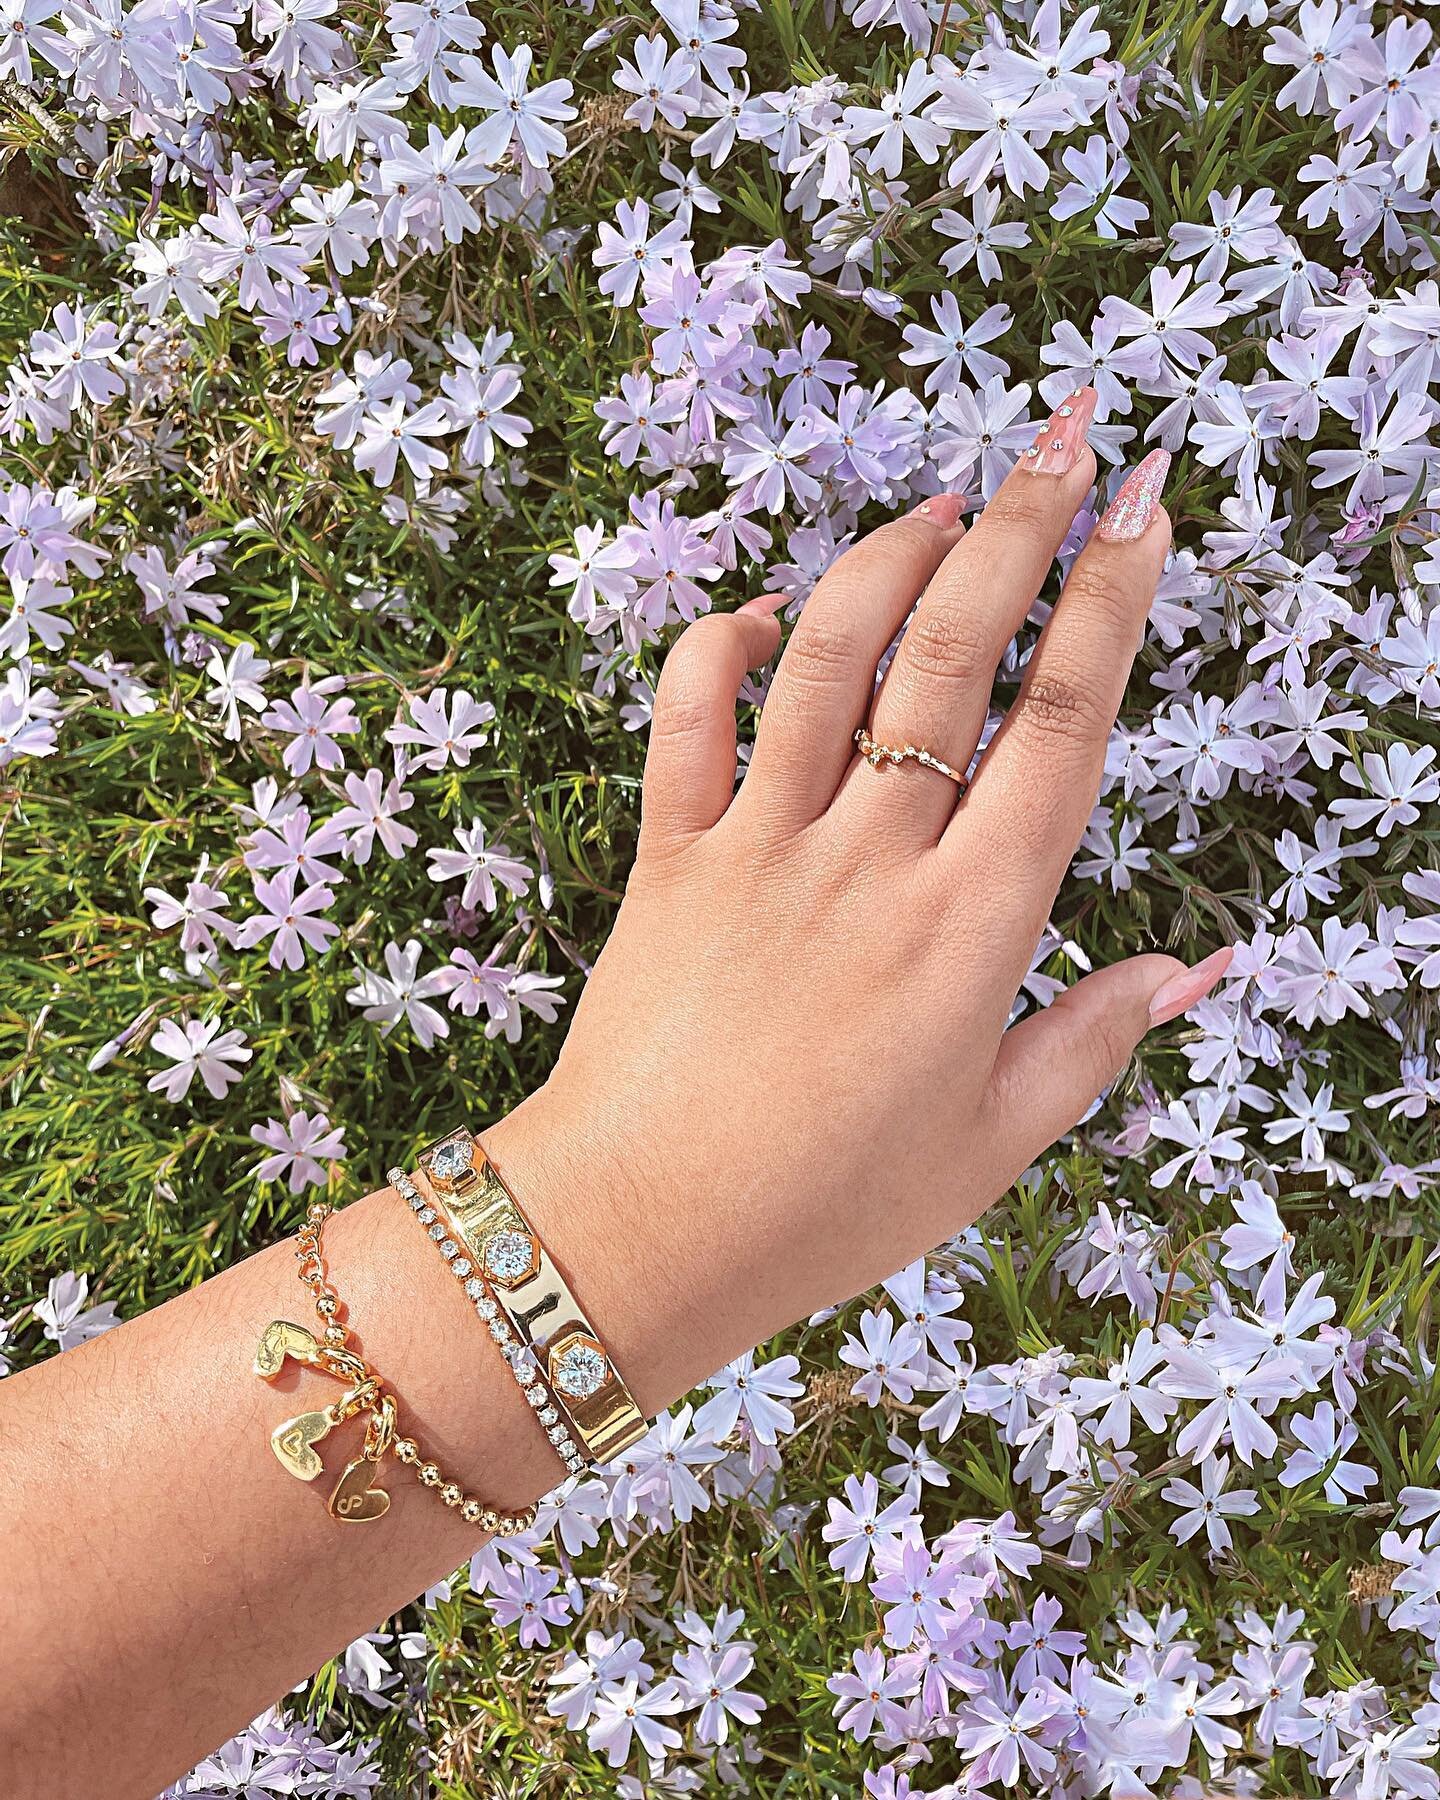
[254,1201,537,1536]
[392,1164,585,1478]
[854,724,968,788]
[408,1128,647,1468]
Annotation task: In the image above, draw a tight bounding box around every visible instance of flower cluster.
[4,0,1440,1790]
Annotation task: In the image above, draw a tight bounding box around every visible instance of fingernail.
[1097,448,1171,543]
[1020,386,1097,477]
[738,592,788,617]
[908,491,967,528]
[1147,947,1235,1027]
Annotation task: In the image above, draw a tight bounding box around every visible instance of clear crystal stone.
[417,1207,435,1226]
[553,1342,609,1400]
[477,1298,498,1320]
[539,1407,558,1427]
[527,1387,545,1408]
[483,1229,535,1284]
[547,1424,568,1445]
[452,1259,472,1278]
[430,1139,473,1181]
[464,1278,484,1299]
[566,1454,586,1473]
[427,1221,446,1241]
[488,1319,509,1342]
[440,1240,459,1258]
[407,1190,426,1210]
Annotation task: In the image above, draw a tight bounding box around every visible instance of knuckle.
[1060,564,1143,635]
[899,603,993,687]
[977,482,1054,537]
[1010,671,1111,747]
[649,685,713,749]
[778,616,862,693]
[1075,1008,1131,1086]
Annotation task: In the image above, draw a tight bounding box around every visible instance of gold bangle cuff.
[415,1127,647,1467]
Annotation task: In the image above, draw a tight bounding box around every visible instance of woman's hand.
[0,403,1231,1799]
[489,405,1227,1409]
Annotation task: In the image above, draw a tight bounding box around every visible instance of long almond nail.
[908,491,967,528]
[1097,448,1171,542]
[1147,947,1234,1027]
[1020,386,1098,477]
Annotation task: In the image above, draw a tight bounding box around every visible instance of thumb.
[983,948,1234,1165]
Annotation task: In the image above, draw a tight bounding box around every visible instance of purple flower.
[249,1109,347,1192]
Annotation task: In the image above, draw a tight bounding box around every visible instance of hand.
[487,406,1228,1411]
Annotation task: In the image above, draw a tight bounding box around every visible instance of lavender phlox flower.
[1162,1454,1260,1554]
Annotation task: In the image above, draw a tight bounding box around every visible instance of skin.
[0,447,1220,1797]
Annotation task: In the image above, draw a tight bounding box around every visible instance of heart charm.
[254,1319,321,1380]
[328,1456,390,1523]
[271,1409,333,1481]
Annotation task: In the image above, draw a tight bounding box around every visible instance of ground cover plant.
[3,0,1440,1792]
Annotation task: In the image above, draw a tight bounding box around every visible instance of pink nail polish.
[908,491,967,528]
[1097,448,1171,543]
[1147,947,1235,1027]
[738,592,788,617]
[1020,386,1098,477]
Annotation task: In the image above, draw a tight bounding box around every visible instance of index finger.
[944,449,1172,947]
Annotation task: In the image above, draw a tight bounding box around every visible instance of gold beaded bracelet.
[253,1200,537,1535]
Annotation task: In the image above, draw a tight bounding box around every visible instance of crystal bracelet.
[398,1126,646,1470]
[391,1162,588,1478]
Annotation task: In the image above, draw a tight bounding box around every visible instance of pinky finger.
[639,599,785,853]
[980,948,1232,1179]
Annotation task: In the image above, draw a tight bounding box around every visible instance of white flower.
[146,1016,252,1102]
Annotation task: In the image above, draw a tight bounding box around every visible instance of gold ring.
[854,726,968,789]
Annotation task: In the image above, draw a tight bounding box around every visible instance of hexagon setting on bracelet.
[429,1138,474,1186]
[550,1332,610,1402]
[481,1226,539,1287]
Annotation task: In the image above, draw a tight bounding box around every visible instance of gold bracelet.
[253,1201,537,1535]
[392,1163,587,1478]
[411,1126,647,1467]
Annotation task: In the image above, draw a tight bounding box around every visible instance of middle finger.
[842,387,1099,843]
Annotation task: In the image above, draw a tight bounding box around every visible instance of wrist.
[479,1085,719,1420]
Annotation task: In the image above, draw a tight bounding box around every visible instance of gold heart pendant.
[254,1319,322,1379]
[328,1456,390,1523]
[271,1409,334,1481]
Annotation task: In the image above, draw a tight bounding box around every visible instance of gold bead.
[441,1483,462,1507]
[480,1509,499,1533]
[316,1294,338,1317]
[461,1499,482,1524]
[323,1325,347,1348]
[419,1462,441,1486]
[393,1437,418,1463]
[306,1203,327,1225]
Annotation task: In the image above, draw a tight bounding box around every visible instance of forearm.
[0,1092,701,1800]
